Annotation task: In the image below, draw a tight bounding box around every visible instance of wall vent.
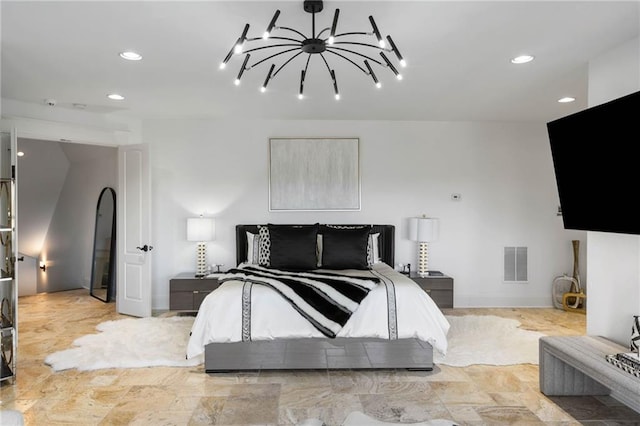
[504,246,528,282]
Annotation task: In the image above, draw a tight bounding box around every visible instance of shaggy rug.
[45,314,544,371]
[434,314,545,367]
[45,316,203,371]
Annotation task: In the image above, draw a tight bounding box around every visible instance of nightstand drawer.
[169,273,221,311]
[425,289,453,309]
[409,273,454,309]
[170,279,216,292]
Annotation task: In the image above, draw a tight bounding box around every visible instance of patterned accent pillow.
[257,225,271,266]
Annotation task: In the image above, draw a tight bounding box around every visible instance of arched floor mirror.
[90,187,116,302]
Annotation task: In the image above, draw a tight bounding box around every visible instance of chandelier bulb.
[335,93,340,100]
[234,44,243,54]
[396,74,403,81]
[376,82,382,89]
[234,78,241,86]
[298,93,304,100]
[328,36,335,45]
[262,32,270,40]
[219,63,226,70]
[260,86,267,93]
[379,39,386,49]
[400,59,407,68]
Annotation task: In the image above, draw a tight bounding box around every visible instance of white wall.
[586,36,640,345]
[146,119,581,310]
[16,254,37,296]
[17,138,69,257]
[37,143,117,293]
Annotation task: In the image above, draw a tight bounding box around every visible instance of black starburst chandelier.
[219,0,406,100]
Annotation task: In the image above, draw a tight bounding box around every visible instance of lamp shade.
[187,217,215,242]
[409,217,439,242]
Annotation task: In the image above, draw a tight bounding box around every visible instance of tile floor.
[2,289,640,425]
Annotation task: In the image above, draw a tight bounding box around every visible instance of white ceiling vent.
[504,246,528,283]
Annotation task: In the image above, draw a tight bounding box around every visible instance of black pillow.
[268,224,319,270]
[321,226,370,270]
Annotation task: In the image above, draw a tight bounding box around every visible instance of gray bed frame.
[204,224,434,372]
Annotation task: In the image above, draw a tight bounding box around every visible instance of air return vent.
[504,246,528,282]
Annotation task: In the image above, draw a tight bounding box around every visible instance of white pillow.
[246,231,259,264]
[369,232,381,264]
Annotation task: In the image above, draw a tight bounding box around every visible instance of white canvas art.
[269,138,360,211]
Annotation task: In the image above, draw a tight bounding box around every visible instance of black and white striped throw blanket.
[219,265,380,339]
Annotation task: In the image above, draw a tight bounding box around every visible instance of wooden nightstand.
[409,271,454,309]
[169,272,223,311]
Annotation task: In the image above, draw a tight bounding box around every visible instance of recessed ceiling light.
[17,151,25,157]
[558,97,576,103]
[107,93,125,101]
[119,51,142,61]
[511,55,534,64]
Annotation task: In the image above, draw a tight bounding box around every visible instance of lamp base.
[417,241,429,277]
[196,242,208,277]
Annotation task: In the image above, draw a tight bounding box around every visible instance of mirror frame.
[89,187,116,302]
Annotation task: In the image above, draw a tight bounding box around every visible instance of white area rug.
[45,316,203,371]
[45,314,543,371]
[434,314,545,367]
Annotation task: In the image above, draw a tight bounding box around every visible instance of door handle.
[136,245,154,252]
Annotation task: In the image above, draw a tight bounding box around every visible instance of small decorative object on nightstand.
[187,216,215,278]
[169,272,222,311]
[409,271,453,309]
[408,214,439,277]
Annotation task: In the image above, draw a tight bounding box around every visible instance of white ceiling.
[1,1,639,123]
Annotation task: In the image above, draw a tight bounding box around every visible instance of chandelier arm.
[333,41,385,51]
[272,51,305,78]
[277,26,308,40]
[325,50,368,74]
[326,46,384,66]
[266,36,305,44]
[250,47,302,69]
[242,44,301,56]
[316,27,331,38]
[318,54,341,98]
[334,31,370,38]
[303,53,312,74]
[319,53,332,74]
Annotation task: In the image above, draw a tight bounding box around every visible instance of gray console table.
[539,335,640,414]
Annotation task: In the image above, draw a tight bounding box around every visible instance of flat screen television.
[547,89,640,235]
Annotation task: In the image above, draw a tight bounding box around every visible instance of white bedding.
[186,262,450,359]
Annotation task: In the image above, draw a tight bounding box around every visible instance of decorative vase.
[552,240,585,310]
[571,240,581,293]
[564,240,584,308]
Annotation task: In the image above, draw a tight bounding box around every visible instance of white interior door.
[117,143,152,317]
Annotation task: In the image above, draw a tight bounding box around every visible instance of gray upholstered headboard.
[235,224,395,267]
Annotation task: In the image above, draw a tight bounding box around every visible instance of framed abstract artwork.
[269,138,360,211]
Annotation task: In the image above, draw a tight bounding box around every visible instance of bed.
[187,224,450,372]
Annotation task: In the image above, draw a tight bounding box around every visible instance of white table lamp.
[187,216,215,277]
[409,215,439,277]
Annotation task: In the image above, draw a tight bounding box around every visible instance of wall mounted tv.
[547,89,640,235]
